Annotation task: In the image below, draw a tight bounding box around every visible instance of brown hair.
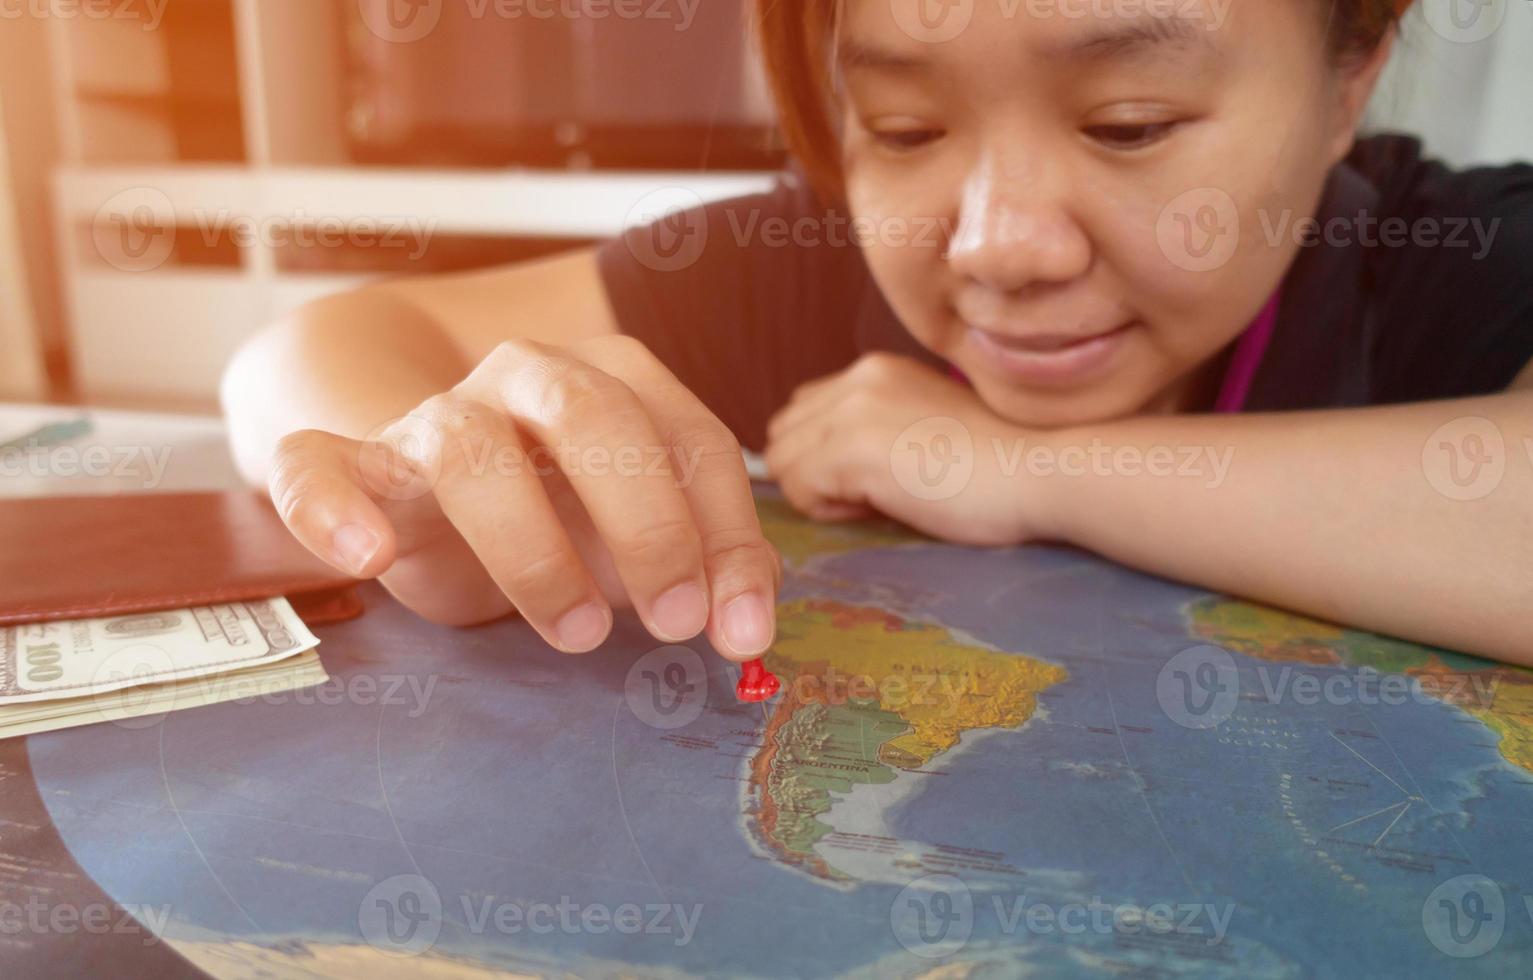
[754,0,1416,201]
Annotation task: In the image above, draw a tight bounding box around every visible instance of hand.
[267,334,780,660]
[764,353,1041,546]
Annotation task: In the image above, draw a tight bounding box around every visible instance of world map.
[22,488,1533,977]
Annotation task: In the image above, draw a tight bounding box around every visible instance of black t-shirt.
[597,134,1533,450]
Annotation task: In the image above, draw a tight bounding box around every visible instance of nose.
[945,152,1091,295]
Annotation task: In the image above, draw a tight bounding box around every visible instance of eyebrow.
[1063,16,1211,60]
[836,16,1212,74]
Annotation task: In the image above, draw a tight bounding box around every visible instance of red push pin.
[736,658,780,703]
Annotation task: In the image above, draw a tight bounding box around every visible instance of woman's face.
[839,0,1388,428]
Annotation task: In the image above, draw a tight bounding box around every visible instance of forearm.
[220,249,618,487]
[1030,393,1533,664]
[219,289,470,486]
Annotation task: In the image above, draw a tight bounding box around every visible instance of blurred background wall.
[1369,1,1533,167]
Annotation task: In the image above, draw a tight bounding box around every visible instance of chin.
[968,374,1155,431]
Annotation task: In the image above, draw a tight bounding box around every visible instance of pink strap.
[1214,290,1282,414]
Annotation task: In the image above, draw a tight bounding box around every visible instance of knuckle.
[499,545,582,602]
[696,419,742,457]
[613,515,698,566]
[683,443,749,487]
[703,530,776,572]
[788,377,822,402]
[418,394,500,435]
[271,428,328,468]
[486,337,547,368]
[268,470,328,527]
[578,332,651,362]
[852,351,900,383]
[267,431,333,515]
[844,388,880,416]
[545,364,637,428]
[410,395,505,477]
[658,417,739,468]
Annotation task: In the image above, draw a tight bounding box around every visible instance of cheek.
[846,172,955,345]
[1095,130,1329,361]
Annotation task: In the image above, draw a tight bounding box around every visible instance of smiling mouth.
[970,323,1133,352]
[963,321,1137,386]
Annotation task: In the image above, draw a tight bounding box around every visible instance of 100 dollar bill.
[0,599,319,705]
[0,649,329,740]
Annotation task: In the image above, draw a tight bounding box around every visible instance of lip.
[964,322,1134,387]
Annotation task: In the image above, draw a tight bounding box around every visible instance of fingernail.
[723,594,774,656]
[555,602,610,653]
[333,523,380,577]
[651,583,709,641]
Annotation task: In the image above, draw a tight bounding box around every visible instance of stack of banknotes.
[0,599,327,739]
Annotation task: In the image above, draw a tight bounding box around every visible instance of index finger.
[576,336,780,662]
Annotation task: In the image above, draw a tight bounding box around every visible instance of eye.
[869,127,945,152]
[1083,121,1178,151]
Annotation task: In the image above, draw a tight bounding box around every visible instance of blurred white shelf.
[57,165,777,238]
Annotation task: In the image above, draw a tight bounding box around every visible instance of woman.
[223,0,1533,665]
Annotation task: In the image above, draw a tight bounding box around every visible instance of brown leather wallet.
[0,492,363,627]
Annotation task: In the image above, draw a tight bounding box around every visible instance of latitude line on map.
[1351,702,1475,864]
[1328,731,1411,797]
[1097,584,1195,892]
[1328,799,1408,834]
[610,691,664,896]
[1371,803,1411,847]
[375,702,426,879]
[158,721,264,932]
[374,702,478,935]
